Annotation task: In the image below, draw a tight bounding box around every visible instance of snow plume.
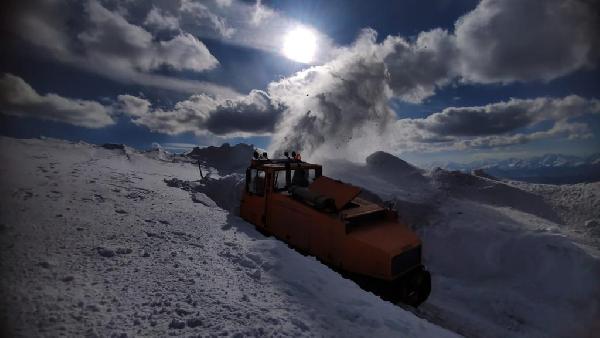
[268,29,396,161]
[118,90,285,137]
[0,73,114,128]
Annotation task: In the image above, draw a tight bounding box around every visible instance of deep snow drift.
[0,137,458,337]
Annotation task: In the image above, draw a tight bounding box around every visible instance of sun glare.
[282,27,317,63]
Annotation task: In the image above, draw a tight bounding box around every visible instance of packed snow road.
[0,137,458,337]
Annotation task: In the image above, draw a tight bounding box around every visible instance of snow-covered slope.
[430,153,600,184]
[0,137,458,337]
[2,137,598,338]
[315,153,600,338]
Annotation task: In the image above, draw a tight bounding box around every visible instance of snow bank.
[366,151,428,187]
[175,149,600,338]
[165,174,246,214]
[0,137,457,337]
[507,181,600,229]
[143,148,172,162]
[423,200,600,338]
[187,143,254,174]
[321,151,600,338]
[431,169,563,224]
[186,147,600,337]
[322,157,439,228]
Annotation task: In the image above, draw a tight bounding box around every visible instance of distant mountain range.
[428,153,600,184]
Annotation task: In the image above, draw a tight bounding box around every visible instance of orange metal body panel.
[309,176,362,210]
[348,220,420,255]
[240,161,423,281]
[345,220,421,279]
[266,193,341,260]
[240,194,265,227]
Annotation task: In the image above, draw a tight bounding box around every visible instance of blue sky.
[0,0,598,163]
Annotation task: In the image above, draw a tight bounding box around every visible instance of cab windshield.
[273,168,318,191]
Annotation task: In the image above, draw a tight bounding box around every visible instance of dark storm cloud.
[0,74,114,128]
[118,90,285,136]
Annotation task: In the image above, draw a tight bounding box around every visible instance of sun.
[282,27,317,63]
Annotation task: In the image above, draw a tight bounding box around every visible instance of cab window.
[273,170,287,191]
[291,168,309,187]
[308,169,318,183]
[247,169,265,196]
[291,168,318,187]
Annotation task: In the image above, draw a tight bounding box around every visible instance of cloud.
[95,0,600,159]
[454,0,600,83]
[144,7,179,31]
[214,0,233,8]
[380,0,599,100]
[80,0,218,73]
[174,0,337,63]
[251,0,274,26]
[390,95,600,152]
[263,0,600,159]
[117,94,151,118]
[127,12,598,159]
[4,0,599,158]
[118,90,285,137]
[180,0,236,38]
[412,95,600,137]
[453,120,593,149]
[3,0,235,97]
[382,29,459,103]
[265,29,599,159]
[205,90,287,135]
[0,73,114,128]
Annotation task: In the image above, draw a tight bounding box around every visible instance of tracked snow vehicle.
[240,153,431,306]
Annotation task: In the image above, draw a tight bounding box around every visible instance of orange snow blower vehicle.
[240,152,431,306]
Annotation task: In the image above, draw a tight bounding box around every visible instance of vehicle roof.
[249,159,322,170]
